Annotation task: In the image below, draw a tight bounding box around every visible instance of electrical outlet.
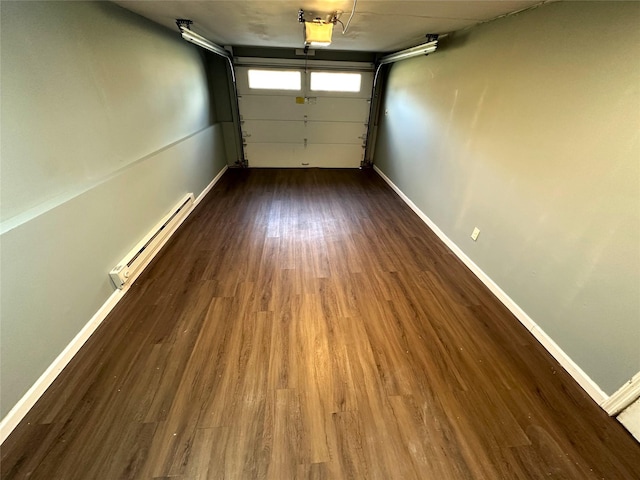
[471,227,480,241]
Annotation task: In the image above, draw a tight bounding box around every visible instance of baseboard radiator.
[109,193,194,289]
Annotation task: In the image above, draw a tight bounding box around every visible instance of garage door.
[236,64,373,168]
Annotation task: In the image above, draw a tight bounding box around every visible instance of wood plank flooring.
[2,168,639,479]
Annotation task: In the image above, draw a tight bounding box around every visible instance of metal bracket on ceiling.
[299,8,339,25]
[175,18,193,32]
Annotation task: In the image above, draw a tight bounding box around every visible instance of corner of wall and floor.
[370,0,640,432]
[0,1,231,443]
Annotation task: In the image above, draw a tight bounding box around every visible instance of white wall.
[0,1,228,417]
[373,1,640,395]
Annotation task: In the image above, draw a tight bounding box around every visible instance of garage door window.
[248,69,301,90]
[310,72,362,92]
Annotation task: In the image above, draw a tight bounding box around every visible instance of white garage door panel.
[243,120,365,145]
[246,143,363,168]
[238,96,306,121]
[245,144,305,168]
[239,97,370,123]
[305,122,366,144]
[306,98,370,123]
[304,144,363,168]
[242,120,305,143]
[236,66,373,168]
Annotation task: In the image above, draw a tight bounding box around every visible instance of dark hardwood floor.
[2,168,639,479]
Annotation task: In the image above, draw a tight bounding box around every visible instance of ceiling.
[114,1,545,53]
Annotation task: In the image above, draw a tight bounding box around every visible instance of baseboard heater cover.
[109,193,194,289]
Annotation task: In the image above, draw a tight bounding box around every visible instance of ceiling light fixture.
[378,36,439,65]
[176,19,231,59]
[298,8,345,48]
[304,20,334,47]
[175,19,247,167]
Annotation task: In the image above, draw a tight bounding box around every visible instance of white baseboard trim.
[0,290,122,444]
[0,166,228,445]
[602,372,640,416]
[373,165,608,407]
[195,165,228,207]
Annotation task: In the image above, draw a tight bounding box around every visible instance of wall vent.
[109,193,194,289]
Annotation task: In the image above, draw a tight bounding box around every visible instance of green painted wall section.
[373,1,640,395]
[0,1,229,417]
